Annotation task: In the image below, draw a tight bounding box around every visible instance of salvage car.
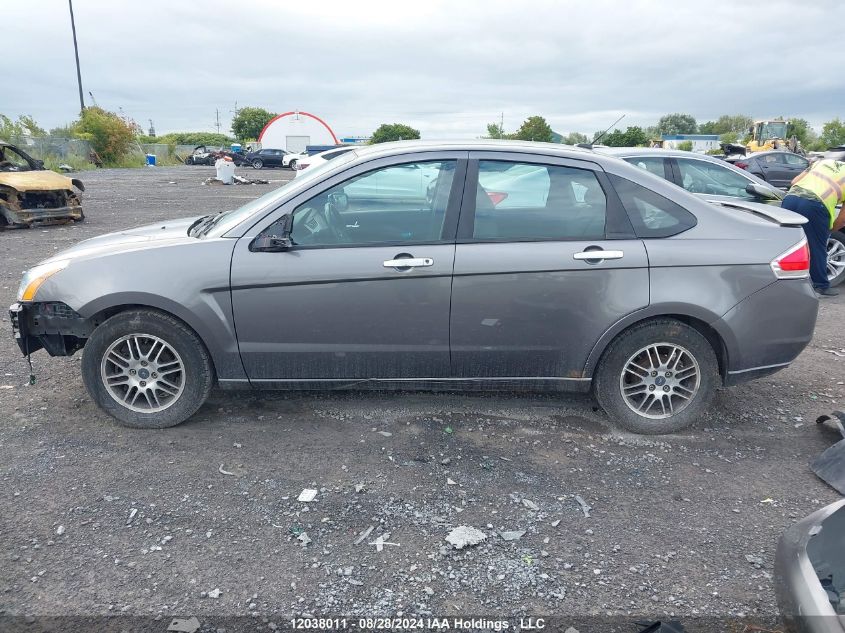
[184,145,219,166]
[0,141,85,228]
[596,147,845,288]
[245,148,303,170]
[776,499,845,632]
[9,140,818,433]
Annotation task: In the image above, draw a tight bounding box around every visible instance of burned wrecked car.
[0,141,85,228]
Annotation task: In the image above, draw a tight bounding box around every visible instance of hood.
[0,170,77,192]
[43,216,203,264]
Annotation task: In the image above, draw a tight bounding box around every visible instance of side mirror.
[252,214,294,251]
[251,234,292,252]
[327,191,348,211]
[34,159,45,170]
[746,182,779,201]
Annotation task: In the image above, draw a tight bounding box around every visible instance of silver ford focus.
[9,141,819,434]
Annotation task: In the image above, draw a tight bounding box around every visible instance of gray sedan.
[9,140,819,434]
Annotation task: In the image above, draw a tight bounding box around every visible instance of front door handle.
[573,250,624,261]
[383,257,433,268]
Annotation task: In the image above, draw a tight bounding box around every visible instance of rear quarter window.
[608,174,697,238]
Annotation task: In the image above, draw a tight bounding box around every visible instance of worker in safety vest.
[781,159,845,296]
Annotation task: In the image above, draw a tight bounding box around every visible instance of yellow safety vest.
[790,159,845,229]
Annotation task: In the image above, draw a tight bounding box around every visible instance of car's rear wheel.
[252,159,263,169]
[289,159,297,170]
[81,309,213,429]
[594,319,719,434]
[827,231,845,287]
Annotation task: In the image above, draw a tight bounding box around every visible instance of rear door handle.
[383,257,433,268]
[573,250,624,261]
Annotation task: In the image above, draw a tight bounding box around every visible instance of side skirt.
[217,377,592,393]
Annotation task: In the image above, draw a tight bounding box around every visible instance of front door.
[450,155,650,380]
[230,155,465,383]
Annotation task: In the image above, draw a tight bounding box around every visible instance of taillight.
[734,161,749,170]
[770,239,810,279]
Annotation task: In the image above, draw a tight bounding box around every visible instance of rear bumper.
[716,279,818,385]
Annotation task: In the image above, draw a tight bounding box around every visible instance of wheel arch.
[584,310,729,383]
[80,297,228,380]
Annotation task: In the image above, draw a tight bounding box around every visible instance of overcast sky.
[3,0,843,139]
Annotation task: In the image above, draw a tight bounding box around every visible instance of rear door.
[782,153,810,188]
[757,153,792,188]
[449,153,649,380]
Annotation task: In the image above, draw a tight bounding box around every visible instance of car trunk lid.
[710,199,807,227]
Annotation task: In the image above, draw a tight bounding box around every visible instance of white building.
[661,134,720,153]
[257,111,339,153]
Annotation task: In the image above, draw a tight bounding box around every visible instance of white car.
[294,146,357,178]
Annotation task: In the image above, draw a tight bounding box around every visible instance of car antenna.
[578,114,626,149]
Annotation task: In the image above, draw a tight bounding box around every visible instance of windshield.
[760,122,787,141]
[205,149,358,236]
[0,145,34,172]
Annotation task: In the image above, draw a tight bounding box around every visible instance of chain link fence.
[7,135,92,161]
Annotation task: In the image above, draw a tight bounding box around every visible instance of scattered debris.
[812,411,845,494]
[297,489,318,503]
[376,431,392,437]
[446,478,457,486]
[499,530,526,541]
[444,426,454,435]
[522,499,539,511]
[167,617,201,633]
[126,508,138,526]
[232,175,269,185]
[354,484,365,493]
[218,464,235,476]
[574,495,592,517]
[440,458,451,465]
[56,525,65,535]
[825,349,845,357]
[445,526,487,549]
[58,164,73,172]
[207,588,222,599]
[297,532,312,547]
[551,519,561,527]
[760,498,775,504]
[368,532,400,552]
[354,526,374,545]
[745,554,764,567]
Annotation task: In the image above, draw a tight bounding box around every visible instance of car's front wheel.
[185,157,193,165]
[81,309,213,428]
[252,159,263,169]
[594,319,719,434]
[827,231,845,287]
[289,159,297,170]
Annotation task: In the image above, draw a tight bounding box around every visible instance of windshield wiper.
[187,215,210,236]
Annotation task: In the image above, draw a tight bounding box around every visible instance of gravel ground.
[0,165,843,630]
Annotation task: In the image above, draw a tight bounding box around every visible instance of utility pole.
[214,109,221,134]
[500,112,504,138]
[68,0,85,113]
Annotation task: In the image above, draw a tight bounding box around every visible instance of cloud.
[3,0,842,138]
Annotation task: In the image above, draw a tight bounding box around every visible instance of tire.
[594,319,719,434]
[827,231,845,287]
[288,159,297,170]
[252,159,263,169]
[185,157,193,165]
[81,309,214,429]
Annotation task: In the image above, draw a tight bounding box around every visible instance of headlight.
[17,260,70,302]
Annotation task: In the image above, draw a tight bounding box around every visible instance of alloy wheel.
[827,237,845,282]
[619,343,700,419]
[100,334,185,413]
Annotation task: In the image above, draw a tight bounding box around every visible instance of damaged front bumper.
[1,203,84,227]
[9,301,93,356]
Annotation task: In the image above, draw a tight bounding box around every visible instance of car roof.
[593,146,732,162]
[743,150,806,158]
[349,139,598,161]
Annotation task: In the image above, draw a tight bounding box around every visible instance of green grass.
[41,155,96,173]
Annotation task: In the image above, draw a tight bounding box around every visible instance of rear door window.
[471,160,607,240]
[623,156,668,179]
